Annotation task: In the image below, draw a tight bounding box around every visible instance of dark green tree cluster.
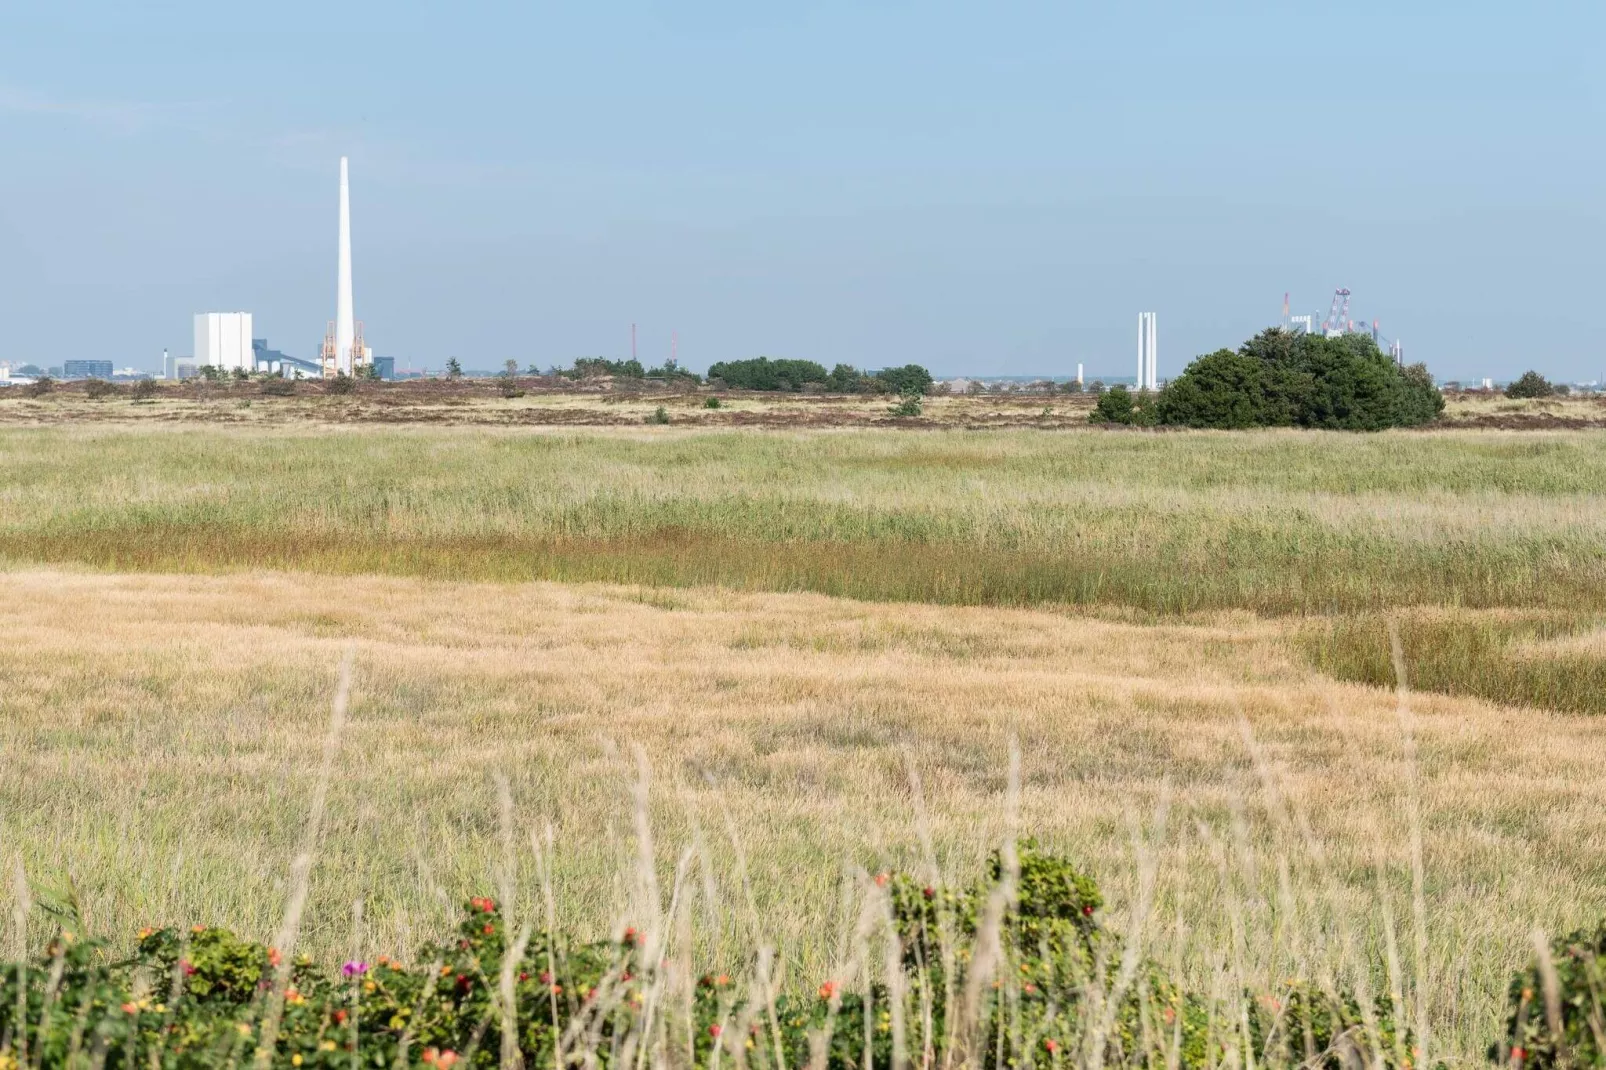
[645,362,701,383]
[705,357,830,391]
[570,357,646,379]
[871,364,934,395]
[706,358,934,394]
[1093,329,1444,430]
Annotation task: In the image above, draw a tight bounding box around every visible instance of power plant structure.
[194,312,255,372]
[320,157,370,378]
[1136,313,1158,391]
[1285,288,1403,364]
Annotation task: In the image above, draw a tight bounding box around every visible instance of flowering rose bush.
[0,846,1434,1069]
[1495,922,1606,1070]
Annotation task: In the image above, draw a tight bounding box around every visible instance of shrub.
[0,844,1424,1070]
[83,378,120,399]
[25,376,53,398]
[326,372,356,395]
[1506,370,1555,399]
[1497,922,1606,1068]
[646,406,670,425]
[260,377,296,396]
[1247,984,1413,1070]
[1090,384,1138,424]
[497,369,525,398]
[130,378,158,401]
[887,390,923,417]
[703,395,722,409]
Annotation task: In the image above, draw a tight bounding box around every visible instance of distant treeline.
[1093,328,1444,430]
[705,358,934,395]
[561,357,700,382]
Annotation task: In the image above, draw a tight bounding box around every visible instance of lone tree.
[445,358,463,379]
[1505,370,1555,398]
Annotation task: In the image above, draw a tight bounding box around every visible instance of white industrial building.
[194,312,254,372]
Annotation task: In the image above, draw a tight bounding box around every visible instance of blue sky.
[0,1,1601,380]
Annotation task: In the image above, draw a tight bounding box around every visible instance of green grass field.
[4,425,1604,614]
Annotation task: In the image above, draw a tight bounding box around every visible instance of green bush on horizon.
[1154,328,1444,430]
[1505,370,1555,399]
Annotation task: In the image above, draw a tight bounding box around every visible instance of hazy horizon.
[1,2,1601,382]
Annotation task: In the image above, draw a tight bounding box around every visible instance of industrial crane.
[1322,288,1352,337]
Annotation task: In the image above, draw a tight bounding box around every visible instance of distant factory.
[183,157,385,380]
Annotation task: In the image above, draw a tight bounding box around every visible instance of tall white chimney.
[1137,312,1158,391]
[1136,313,1145,390]
[336,157,355,375]
[1076,362,1084,386]
[1148,313,1158,390]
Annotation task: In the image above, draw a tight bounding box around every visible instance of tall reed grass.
[0,426,1602,615]
[1304,611,1606,715]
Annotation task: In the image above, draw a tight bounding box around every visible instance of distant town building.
[63,360,113,379]
[194,313,254,372]
[372,356,395,380]
[174,361,199,380]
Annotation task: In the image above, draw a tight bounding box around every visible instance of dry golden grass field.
[0,416,1603,1063]
[0,573,1598,1058]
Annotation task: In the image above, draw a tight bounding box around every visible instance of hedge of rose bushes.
[0,842,1567,1069]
